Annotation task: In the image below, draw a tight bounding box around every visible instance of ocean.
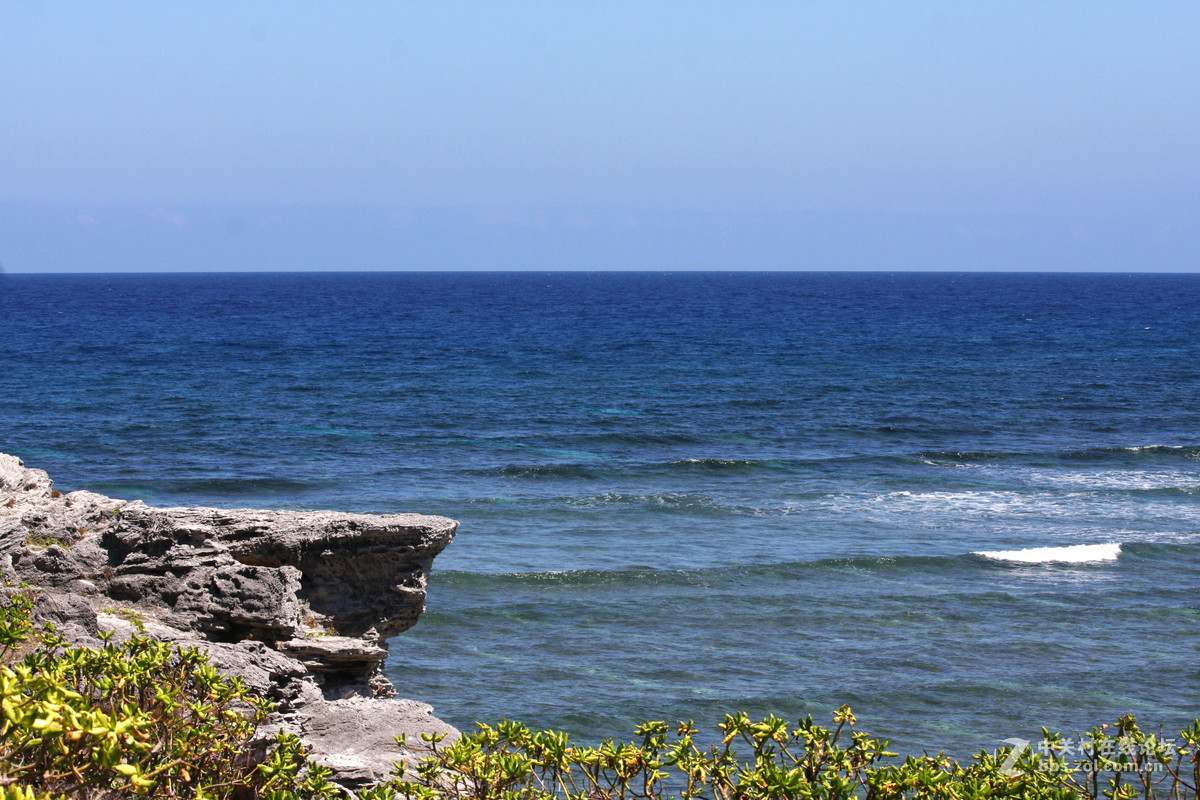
[2,271,1197,757]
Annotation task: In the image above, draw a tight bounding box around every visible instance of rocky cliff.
[0,452,460,789]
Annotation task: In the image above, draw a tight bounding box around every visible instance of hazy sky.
[3,2,1198,271]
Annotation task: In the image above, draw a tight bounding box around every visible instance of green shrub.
[0,590,35,662]
[0,589,337,799]
[384,709,1199,800]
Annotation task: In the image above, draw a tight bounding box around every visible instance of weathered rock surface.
[0,453,460,790]
[288,697,452,788]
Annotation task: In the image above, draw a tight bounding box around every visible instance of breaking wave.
[973,543,1122,563]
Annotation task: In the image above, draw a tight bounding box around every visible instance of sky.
[2,1,1198,272]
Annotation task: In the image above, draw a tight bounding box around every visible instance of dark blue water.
[2,272,1198,756]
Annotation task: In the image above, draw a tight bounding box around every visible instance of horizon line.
[5,269,1199,276]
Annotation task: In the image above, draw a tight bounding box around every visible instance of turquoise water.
[2,271,1198,755]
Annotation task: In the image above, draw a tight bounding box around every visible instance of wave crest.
[973,543,1122,564]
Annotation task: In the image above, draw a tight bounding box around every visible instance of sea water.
[2,271,1197,757]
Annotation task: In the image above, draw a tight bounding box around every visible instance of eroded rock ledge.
[0,453,460,790]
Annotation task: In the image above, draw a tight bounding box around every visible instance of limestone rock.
[219,511,456,637]
[285,696,451,790]
[0,452,461,789]
[277,635,393,698]
[172,562,305,640]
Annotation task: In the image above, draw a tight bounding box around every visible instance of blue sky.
[2,2,1198,271]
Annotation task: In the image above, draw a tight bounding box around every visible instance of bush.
[388,709,1200,800]
[0,588,338,799]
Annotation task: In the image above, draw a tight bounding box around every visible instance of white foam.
[874,490,1046,515]
[1021,468,1199,491]
[974,543,1122,564]
[1124,444,1184,452]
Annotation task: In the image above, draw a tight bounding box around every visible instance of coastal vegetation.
[2,590,1197,799]
[1,587,337,798]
